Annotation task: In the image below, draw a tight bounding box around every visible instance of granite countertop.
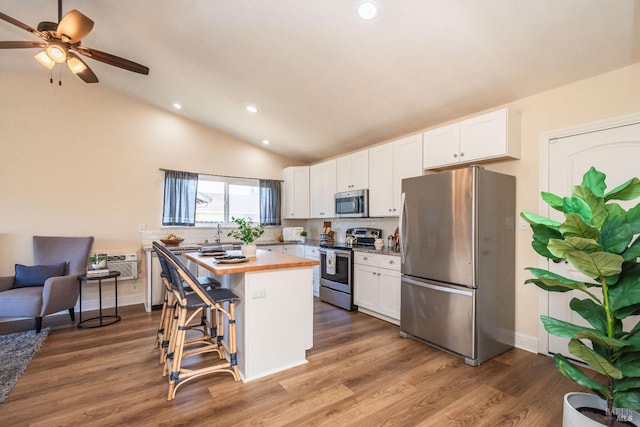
[353,247,401,257]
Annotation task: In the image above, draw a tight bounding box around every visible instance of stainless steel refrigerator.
[399,166,515,366]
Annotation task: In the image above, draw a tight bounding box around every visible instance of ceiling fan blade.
[56,10,94,44]
[67,53,98,83]
[74,45,149,75]
[0,41,46,49]
[0,11,43,39]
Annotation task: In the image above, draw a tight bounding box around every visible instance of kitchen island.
[184,249,319,382]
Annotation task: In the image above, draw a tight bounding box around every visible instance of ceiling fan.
[0,0,149,83]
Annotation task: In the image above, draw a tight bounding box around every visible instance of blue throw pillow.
[14,262,67,288]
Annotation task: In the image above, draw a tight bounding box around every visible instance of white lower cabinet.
[304,245,320,297]
[353,252,401,325]
[283,244,304,257]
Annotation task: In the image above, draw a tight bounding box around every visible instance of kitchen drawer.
[304,245,320,259]
[354,253,400,272]
[354,252,376,266]
[377,255,400,271]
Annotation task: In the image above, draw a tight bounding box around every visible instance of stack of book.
[86,269,110,278]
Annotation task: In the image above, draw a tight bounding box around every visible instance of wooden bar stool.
[152,242,221,364]
[154,244,240,400]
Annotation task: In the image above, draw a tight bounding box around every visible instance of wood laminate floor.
[0,299,580,426]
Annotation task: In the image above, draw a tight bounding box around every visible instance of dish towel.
[325,250,336,275]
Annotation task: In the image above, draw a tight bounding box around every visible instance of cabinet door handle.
[453,153,458,158]
[460,152,465,157]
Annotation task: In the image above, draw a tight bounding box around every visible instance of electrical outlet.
[138,223,146,232]
[131,283,138,292]
[251,289,266,299]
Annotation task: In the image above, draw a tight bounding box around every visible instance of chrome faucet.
[215,222,222,244]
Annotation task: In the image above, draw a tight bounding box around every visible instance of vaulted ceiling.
[1,1,639,163]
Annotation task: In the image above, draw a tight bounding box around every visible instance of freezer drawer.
[400,276,475,361]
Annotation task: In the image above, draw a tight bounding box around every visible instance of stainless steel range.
[319,227,382,311]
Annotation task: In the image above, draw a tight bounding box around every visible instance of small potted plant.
[521,166,640,426]
[227,217,264,258]
[89,253,107,270]
[299,231,307,243]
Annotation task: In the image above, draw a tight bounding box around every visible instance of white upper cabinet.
[393,134,424,215]
[282,166,310,219]
[368,144,394,217]
[423,108,521,170]
[421,123,460,168]
[310,159,337,218]
[336,150,369,192]
[369,134,423,217]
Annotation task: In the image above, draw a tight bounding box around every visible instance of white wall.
[0,72,299,307]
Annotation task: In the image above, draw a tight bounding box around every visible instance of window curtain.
[162,170,198,226]
[259,179,281,226]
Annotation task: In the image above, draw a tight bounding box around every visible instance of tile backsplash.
[141,226,283,248]
[141,217,400,249]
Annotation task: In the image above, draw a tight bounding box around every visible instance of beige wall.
[484,62,640,342]
[2,62,640,344]
[0,73,298,288]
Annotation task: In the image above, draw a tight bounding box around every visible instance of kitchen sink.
[200,243,243,251]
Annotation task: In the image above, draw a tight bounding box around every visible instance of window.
[195,175,260,225]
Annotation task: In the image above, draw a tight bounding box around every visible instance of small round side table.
[77,271,121,328]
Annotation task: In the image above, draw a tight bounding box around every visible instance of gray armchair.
[0,236,94,332]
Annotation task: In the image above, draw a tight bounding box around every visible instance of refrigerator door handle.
[399,192,407,264]
[402,276,473,297]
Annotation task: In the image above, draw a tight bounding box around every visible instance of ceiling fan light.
[57,10,94,44]
[45,43,67,64]
[67,56,87,74]
[34,51,55,70]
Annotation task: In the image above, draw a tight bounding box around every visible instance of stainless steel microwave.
[335,189,368,218]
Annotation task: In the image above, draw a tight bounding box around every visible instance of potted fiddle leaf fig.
[521,166,640,426]
[227,217,264,258]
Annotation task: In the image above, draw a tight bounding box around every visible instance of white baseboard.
[514,331,539,354]
[0,295,146,325]
[76,294,145,312]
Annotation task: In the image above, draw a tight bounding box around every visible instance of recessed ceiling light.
[172,103,182,110]
[246,105,258,113]
[357,0,378,20]
[262,139,270,145]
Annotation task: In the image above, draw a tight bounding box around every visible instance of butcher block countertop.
[184,249,319,275]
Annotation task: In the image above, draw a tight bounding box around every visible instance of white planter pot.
[563,392,639,427]
[241,243,257,258]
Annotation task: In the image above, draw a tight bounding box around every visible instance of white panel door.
[547,122,640,356]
